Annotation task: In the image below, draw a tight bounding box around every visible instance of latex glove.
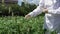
[42,8,48,13]
[25,14,31,19]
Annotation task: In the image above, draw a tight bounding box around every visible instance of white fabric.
[28,0,60,32]
[58,33,60,34]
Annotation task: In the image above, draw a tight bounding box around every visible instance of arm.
[27,0,44,17]
[25,6,43,19]
[25,0,44,19]
[28,6,43,17]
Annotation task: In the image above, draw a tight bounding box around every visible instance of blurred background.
[0,0,40,16]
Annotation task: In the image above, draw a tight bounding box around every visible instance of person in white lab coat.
[25,0,60,34]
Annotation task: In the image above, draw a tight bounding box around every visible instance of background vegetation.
[0,2,37,16]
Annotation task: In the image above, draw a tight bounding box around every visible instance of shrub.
[0,16,44,34]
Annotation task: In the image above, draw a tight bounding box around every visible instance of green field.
[0,16,56,34]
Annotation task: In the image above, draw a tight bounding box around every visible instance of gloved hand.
[24,14,31,19]
[42,8,48,13]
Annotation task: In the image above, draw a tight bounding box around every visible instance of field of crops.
[0,16,56,34]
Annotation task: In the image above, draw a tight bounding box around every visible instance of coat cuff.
[48,9,55,14]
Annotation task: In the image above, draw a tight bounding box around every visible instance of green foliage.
[0,16,56,34]
[0,5,9,12]
[0,16,44,34]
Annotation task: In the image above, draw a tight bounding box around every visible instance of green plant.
[0,16,44,34]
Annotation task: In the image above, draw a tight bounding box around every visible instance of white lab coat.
[28,0,60,32]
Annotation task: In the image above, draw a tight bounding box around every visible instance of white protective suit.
[28,0,60,32]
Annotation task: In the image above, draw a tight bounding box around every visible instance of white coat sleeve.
[48,7,60,14]
[28,0,44,17]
